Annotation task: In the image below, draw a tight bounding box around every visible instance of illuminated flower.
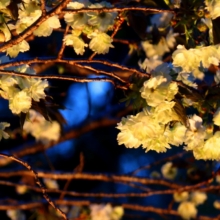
[9,90,32,114]
[111,206,124,220]
[34,16,61,37]
[0,75,18,93]
[0,122,10,140]
[213,107,220,126]
[150,101,179,124]
[88,31,114,54]
[23,110,61,143]
[142,30,177,58]
[205,0,220,19]
[216,174,220,183]
[174,191,189,202]
[140,74,178,107]
[64,31,88,55]
[193,131,220,160]
[0,22,11,42]
[190,192,207,206]
[88,2,117,31]
[168,123,187,146]
[172,44,220,80]
[43,178,59,189]
[177,201,197,219]
[16,185,28,195]
[6,40,30,58]
[184,115,206,150]
[117,110,170,153]
[117,115,141,149]
[161,162,177,180]
[213,200,220,209]
[18,0,42,20]
[142,38,169,58]
[64,1,88,28]
[90,204,112,220]
[201,18,213,43]
[90,203,123,220]
[16,0,42,34]
[17,78,49,102]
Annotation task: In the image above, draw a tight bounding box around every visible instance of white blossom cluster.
[173,191,207,219]
[117,77,220,160]
[0,56,57,143]
[63,0,117,55]
[117,72,181,153]
[0,0,61,57]
[90,203,124,220]
[172,44,220,80]
[23,110,61,143]
[0,74,48,115]
[117,1,220,161]
[141,11,178,60]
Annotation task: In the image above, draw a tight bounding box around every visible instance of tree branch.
[0,153,67,220]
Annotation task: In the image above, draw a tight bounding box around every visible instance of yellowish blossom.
[9,91,32,114]
[161,162,177,180]
[174,191,189,202]
[177,201,197,220]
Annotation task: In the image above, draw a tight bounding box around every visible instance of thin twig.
[0,0,71,53]
[88,13,125,60]
[62,7,175,14]
[0,153,68,220]
[0,171,183,189]
[0,69,128,90]
[40,0,47,16]
[0,180,219,199]
[131,151,187,176]
[0,57,148,78]
[0,199,215,220]
[57,25,70,59]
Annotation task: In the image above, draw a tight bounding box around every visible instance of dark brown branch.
[40,0,47,16]
[131,151,187,175]
[0,57,147,78]
[62,7,174,14]
[57,25,70,59]
[0,69,128,90]
[0,200,214,220]
[0,153,67,220]
[0,0,71,53]
[0,180,219,199]
[0,171,183,189]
